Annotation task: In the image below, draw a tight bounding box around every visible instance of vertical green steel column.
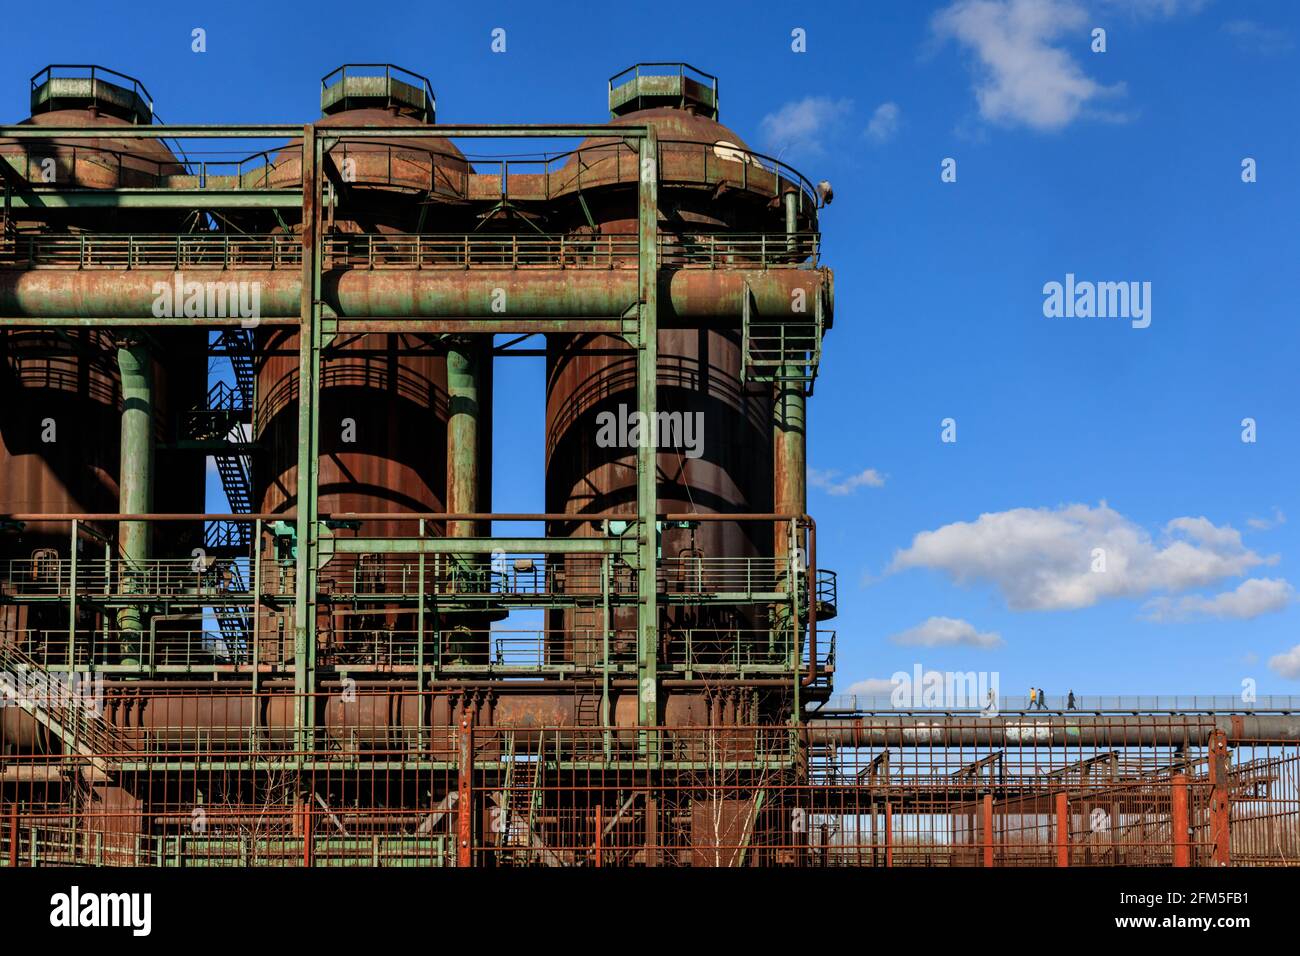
[636,129,659,729]
[775,189,807,563]
[116,341,153,665]
[446,339,480,538]
[776,190,807,703]
[293,124,321,752]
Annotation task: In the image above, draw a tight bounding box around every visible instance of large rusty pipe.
[807,714,1300,747]
[0,269,830,321]
[115,341,153,665]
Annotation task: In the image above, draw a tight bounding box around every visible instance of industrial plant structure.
[0,64,1296,866]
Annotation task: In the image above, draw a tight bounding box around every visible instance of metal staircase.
[0,642,126,774]
[213,452,253,514]
[214,329,256,408]
[203,330,256,550]
[202,558,251,658]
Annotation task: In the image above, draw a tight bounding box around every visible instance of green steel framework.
[0,120,824,751]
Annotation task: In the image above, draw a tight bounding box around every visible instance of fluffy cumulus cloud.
[759,96,853,157]
[809,467,886,496]
[1269,645,1300,680]
[890,502,1277,611]
[932,0,1125,130]
[888,616,1004,649]
[1143,578,1294,622]
[865,102,901,143]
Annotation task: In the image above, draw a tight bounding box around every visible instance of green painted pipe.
[773,370,806,564]
[446,340,481,538]
[115,342,154,666]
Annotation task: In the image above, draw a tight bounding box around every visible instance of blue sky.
[8,0,1298,697]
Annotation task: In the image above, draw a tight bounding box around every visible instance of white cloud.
[1143,578,1293,622]
[865,102,901,143]
[932,0,1125,130]
[809,467,886,496]
[844,678,898,695]
[1269,645,1300,680]
[889,616,1004,649]
[1247,508,1287,531]
[759,96,853,157]
[890,502,1275,611]
[1223,20,1295,56]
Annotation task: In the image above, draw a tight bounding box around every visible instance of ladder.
[204,559,251,655]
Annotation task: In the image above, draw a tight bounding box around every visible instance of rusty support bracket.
[1208,730,1231,866]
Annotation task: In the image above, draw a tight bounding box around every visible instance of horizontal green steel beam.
[0,125,304,139]
[326,536,637,555]
[0,124,645,140]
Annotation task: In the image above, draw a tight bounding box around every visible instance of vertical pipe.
[594,803,603,868]
[301,794,314,867]
[783,189,798,256]
[446,340,481,538]
[417,518,425,735]
[774,187,807,690]
[67,519,77,666]
[7,802,17,868]
[636,129,659,730]
[644,792,659,867]
[1208,731,1231,866]
[116,342,153,665]
[293,123,319,752]
[773,183,807,569]
[251,518,262,698]
[457,717,473,867]
[884,801,893,868]
[982,794,994,867]
[1171,773,1190,867]
[1055,791,1069,867]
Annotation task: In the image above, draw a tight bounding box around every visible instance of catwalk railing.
[0,707,1296,867]
[0,231,820,271]
[0,625,836,678]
